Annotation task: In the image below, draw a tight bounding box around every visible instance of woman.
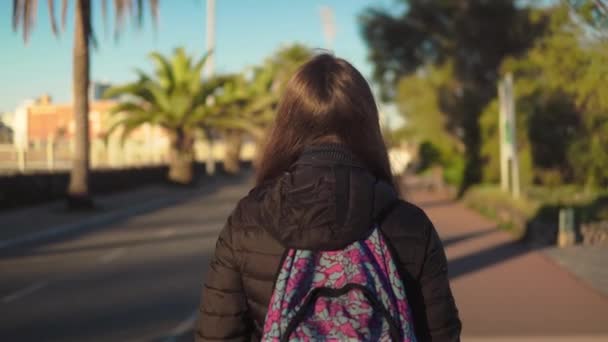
[197,53,461,341]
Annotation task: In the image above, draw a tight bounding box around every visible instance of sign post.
[499,73,520,198]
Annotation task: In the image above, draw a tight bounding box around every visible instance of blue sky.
[0,0,394,112]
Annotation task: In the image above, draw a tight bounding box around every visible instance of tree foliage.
[104,48,224,183]
[105,48,217,139]
[360,0,548,191]
[566,0,608,39]
[211,44,312,142]
[12,0,159,43]
[480,4,608,188]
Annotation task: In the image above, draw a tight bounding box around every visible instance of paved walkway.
[545,246,608,297]
[410,190,608,339]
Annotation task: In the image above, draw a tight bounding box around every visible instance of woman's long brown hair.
[256,53,394,189]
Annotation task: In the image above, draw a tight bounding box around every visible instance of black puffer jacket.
[197,145,461,341]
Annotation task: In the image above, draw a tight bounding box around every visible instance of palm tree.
[210,44,312,172]
[12,0,159,209]
[210,71,273,174]
[104,48,223,184]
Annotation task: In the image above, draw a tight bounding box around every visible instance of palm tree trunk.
[223,129,243,175]
[250,128,267,170]
[67,0,92,209]
[168,129,195,184]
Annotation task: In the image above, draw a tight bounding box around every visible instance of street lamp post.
[205,0,216,176]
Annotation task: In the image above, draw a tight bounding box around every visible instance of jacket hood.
[252,144,398,250]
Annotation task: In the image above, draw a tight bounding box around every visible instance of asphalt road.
[0,178,250,342]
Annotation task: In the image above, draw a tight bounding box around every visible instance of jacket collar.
[295,143,366,169]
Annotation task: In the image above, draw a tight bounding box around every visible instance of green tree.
[566,0,608,38]
[13,0,159,209]
[480,4,608,188]
[104,48,220,184]
[395,63,466,184]
[360,0,548,191]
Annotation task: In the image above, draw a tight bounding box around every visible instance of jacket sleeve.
[196,217,252,341]
[419,218,462,341]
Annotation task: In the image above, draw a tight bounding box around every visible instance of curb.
[0,190,196,251]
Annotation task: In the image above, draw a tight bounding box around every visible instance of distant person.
[196,53,461,341]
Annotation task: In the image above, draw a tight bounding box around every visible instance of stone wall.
[581,222,608,246]
[0,162,241,210]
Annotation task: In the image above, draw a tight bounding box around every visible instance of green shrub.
[417,141,442,172]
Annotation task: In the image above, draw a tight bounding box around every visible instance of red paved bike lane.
[410,191,608,340]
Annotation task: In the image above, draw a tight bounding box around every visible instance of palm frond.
[12,0,21,32]
[149,51,175,91]
[101,0,108,38]
[136,0,143,26]
[60,0,67,31]
[144,80,173,112]
[171,47,190,85]
[108,0,159,41]
[189,52,210,93]
[113,0,125,39]
[105,102,168,144]
[14,0,38,43]
[133,68,152,82]
[106,101,148,117]
[149,0,159,27]
[47,0,58,35]
[22,0,30,41]
[30,0,39,38]
[109,48,232,138]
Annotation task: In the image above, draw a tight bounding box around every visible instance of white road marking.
[164,309,199,341]
[2,281,49,303]
[98,247,126,264]
[156,228,177,238]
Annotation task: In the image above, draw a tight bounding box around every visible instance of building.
[0,111,13,128]
[0,112,14,143]
[14,94,117,146]
[90,81,114,101]
[10,93,170,168]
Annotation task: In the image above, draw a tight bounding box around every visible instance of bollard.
[558,207,576,247]
[17,148,26,172]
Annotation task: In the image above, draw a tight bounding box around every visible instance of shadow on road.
[414,197,456,209]
[448,239,533,280]
[0,230,222,259]
[442,228,496,248]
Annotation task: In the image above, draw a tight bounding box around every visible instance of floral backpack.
[261,201,417,341]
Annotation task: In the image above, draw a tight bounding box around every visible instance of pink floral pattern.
[262,227,416,341]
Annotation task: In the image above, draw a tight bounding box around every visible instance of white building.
[12,99,35,149]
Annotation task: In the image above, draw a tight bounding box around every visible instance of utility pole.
[205,0,216,79]
[499,73,520,198]
[319,6,336,51]
[205,0,216,175]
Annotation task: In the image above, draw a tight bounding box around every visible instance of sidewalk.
[545,245,608,297]
[409,190,608,338]
[0,174,247,250]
